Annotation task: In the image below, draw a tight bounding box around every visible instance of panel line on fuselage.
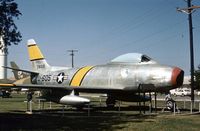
[69,66,94,86]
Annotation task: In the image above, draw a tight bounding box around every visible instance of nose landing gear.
[164,94,179,112]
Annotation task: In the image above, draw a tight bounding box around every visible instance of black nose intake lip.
[171,67,184,87]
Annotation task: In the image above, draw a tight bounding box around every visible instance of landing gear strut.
[27,92,33,102]
[165,94,176,112]
[26,92,34,113]
[106,96,116,108]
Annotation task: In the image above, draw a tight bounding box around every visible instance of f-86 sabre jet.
[1,39,184,107]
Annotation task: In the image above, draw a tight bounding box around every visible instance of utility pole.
[177,1,200,104]
[67,50,78,68]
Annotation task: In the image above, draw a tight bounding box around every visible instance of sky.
[6,0,200,76]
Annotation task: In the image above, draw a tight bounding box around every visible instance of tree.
[0,0,22,53]
[194,65,200,90]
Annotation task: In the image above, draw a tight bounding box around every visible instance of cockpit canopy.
[110,53,156,64]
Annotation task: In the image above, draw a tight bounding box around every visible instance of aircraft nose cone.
[171,67,184,87]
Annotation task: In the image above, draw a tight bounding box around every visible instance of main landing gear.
[106,96,116,108]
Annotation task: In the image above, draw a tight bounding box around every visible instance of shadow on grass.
[0,107,156,131]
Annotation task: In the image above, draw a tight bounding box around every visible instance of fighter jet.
[1,39,184,107]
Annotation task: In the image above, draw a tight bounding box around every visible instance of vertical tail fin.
[10,61,29,80]
[27,39,50,72]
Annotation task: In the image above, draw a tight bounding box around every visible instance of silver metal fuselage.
[35,62,176,93]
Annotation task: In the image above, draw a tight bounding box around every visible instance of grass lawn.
[1,93,200,130]
[112,114,200,131]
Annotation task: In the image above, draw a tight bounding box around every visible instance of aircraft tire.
[166,99,175,112]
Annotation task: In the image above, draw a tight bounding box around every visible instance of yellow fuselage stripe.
[70,66,94,86]
[28,44,44,61]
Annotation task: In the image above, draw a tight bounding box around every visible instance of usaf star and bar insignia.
[53,72,68,84]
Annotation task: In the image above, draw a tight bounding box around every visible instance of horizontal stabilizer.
[2,66,39,76]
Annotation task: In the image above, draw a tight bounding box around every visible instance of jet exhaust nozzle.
[171,67,184,87]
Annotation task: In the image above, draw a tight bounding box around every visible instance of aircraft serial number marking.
[37,64,45,69]
[39,75,52,81]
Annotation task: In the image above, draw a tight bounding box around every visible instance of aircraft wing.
[0,84,72,90]
[0,83,126,93]
[73,86,125,93]
[74,84,155,93]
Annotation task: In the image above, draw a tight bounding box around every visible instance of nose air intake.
[171,67,184,87]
